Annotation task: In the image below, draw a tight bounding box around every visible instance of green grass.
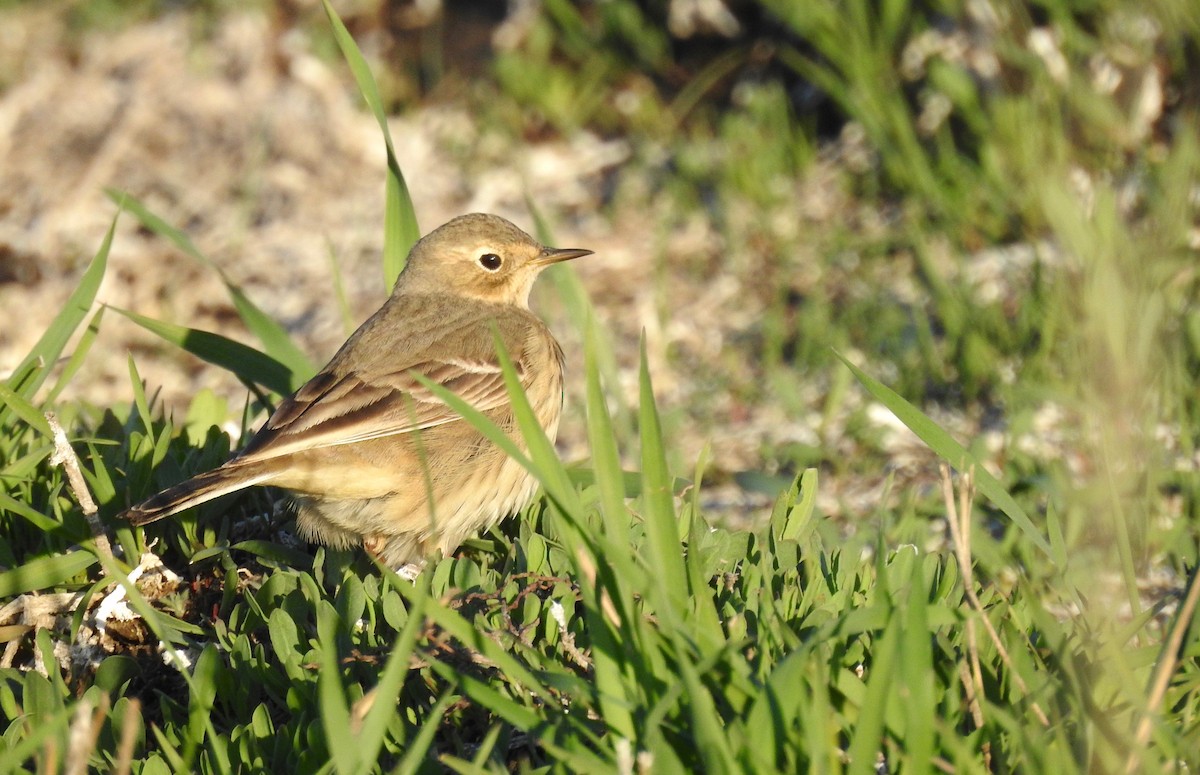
[2,0,1200,772]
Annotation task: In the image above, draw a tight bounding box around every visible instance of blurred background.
[0,0,1197,555]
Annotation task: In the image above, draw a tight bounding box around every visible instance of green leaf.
[113,306,295,396]
[676,655,738,774]
[316,601,358,773]
[354,575,428,771]
[0,491,63,534]
[0,380,53,440]
[268,607,300,657]
[408,342,581,525]
[835,350,1052,557]
[110,191,315,387]
[584,323,632,551]
[581,324,638,741]
[638,338,689,621]
[184,645,222,769]
[846,610,901,774]
[126,355,155,441]
[0,550,97,597]
[46,306,106,403]
[394,574,551,704]
[231,540,315,570]
[325,240,357,337]
[430,662,542,730]
[898,553,935,773]
[322,0,420,289]
[780,468,818,542]
[4,209,113,415]
[394,691,456,775]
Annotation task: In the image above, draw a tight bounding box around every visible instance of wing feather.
[237,355,525,461]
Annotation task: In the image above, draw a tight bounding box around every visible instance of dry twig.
[46,412,114,563]
[1125,565,1200,774]
[941,463,1050,733]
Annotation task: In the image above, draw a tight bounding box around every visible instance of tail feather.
[122,462,275,526]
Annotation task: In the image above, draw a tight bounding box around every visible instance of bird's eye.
[478,253,503,271]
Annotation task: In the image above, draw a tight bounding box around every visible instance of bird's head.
[397,213,592,307]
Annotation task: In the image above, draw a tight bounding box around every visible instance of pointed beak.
[535,246,593,266]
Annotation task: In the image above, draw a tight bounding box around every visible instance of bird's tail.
[122,461,276,526]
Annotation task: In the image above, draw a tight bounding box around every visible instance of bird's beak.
[535,246,593,265]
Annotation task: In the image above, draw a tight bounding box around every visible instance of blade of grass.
[112,307,295,396]
[428,662,542,730]
[108,190,314,387]
[394,691,456,775]
[46,307,105,404]
[126,355,155,441]
[408,344,582,522]
[325,240,356,337]
[3,209,114,416]
[845,610,901,775]
[405,587,552,704]
[583,323,638,555]
[0,380,54,440]
[353,570,429,771]
[0,492,63,534]
[835,350,1052,557]
[675,652,739,774]
[898,554,935,773]
[580,321,638,741]
[0,550,97,597]
[1,215,112,434]
[322,0,420,289]
[316,600,359,773]
[637,337,689,621]
[526,197,627,428]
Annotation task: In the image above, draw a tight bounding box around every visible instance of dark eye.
[478,253,502,271]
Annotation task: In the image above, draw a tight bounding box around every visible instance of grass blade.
[637,338,689,620]
[112,307,295,396]
[835,350,1052,557]
[0,550,97,597]
[354,574,428,768]
[526,197,627,428]
[0,380,53,440]
[408,342,581,521]
[325,240,356,337]
[316,601,359,773]
[46,307,106,403]
[583,323,630,545]
[898,554,935,773]
[0,491,63,534]
[109,190,315,387]
[394,691,456,775]
[408,587,551,704]
[2,209,113,417]
[322,0,420,289]
[676,654,738,774]
[846,609,901,774]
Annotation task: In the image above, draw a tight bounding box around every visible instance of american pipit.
[123,213,591,567]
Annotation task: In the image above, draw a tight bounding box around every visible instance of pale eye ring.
[478,253,503,271]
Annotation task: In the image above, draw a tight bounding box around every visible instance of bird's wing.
[238,355,523,461]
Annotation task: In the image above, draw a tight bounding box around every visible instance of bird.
[123,213,592,569]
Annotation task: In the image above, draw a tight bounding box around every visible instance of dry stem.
[941,463,1050,730]
[1125,565,1200,774]
[46,411,114,563]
